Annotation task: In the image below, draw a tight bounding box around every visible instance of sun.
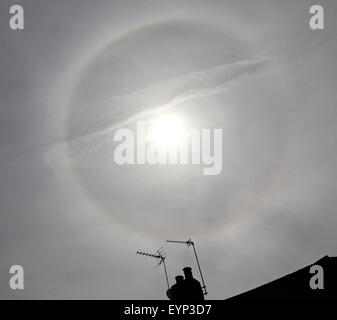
[147,114,186,149]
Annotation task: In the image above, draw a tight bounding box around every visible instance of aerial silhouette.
[137,242,337,301]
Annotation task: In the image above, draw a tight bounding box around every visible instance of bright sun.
[147,114,186,149]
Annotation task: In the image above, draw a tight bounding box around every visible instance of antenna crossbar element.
[167,238,193,247]
[166,238,207,295]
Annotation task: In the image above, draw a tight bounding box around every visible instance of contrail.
[43,58,270,168]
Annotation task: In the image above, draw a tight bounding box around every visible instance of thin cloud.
[45,58,270,167]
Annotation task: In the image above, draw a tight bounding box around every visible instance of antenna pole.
[190,241,207,295]
[161,255,170,290]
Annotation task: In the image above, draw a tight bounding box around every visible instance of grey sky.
[1,0,337,299]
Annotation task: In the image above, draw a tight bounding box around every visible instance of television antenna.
[166,238,207,295]
[136,247,170,290]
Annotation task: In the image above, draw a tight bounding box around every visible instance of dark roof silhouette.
[225,255,337,302]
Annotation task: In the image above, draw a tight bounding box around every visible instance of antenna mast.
[166,238,207,295]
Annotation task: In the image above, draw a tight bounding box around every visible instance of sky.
[1,0,337,299]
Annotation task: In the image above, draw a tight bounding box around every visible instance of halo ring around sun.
[66,19,288,239]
